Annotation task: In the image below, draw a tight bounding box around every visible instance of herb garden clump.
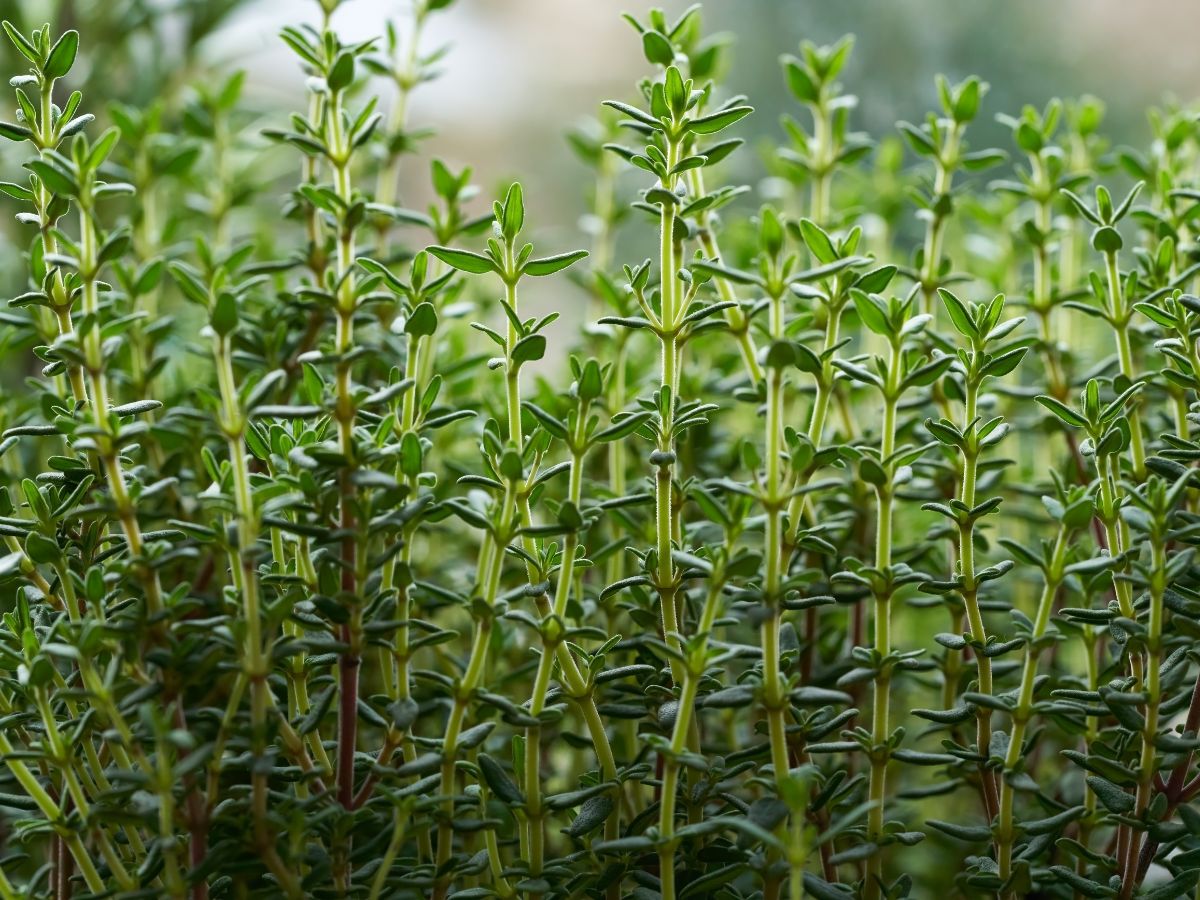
[4,2,1200,898]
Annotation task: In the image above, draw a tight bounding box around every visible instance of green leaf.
[25,532,59,565]
[601,100,661,129]
[938,288,977,339]
[853,265,897,294]
[523,250,588,277]
[905,355,953,388]
[0,121,31,142]
[327,51,356,91]
[691,260,762,286]
[0,181,33,201]
[1047,866,1114,898]
[593,411,652,443]
[399,432,422,477]
[566,794,615,838]
[642,30,675,65]
[799,218,837,264]
[1060,188,1103,226]
[898,121,937,156]
[1022,805,1086,836]
[1034,395,1087,428]
[859,457,886,486]
[926,819,991,842]
[511,334,546,365]
[925,418,962,447]
[87,128,120,170]
[43,30,79,79]
[405,302,438,338]
[981,347,1027,379]
[1015,121,1043,153]
[1134,302,1176,328]
[783,59,818,104]
[1091,225,1123,254]
[501,182,524,240]
[577,360,603,402]
[477,753,523,805]
[952,77,982,122]
[1086,776,1134,814]
[688,105,752,135]
[523,403,567,440]
[852,292,890,337]
[24,159,76,197]
[427,245,495,275]
[1,23,38,64]
[211,292,238,337]
[765,340,797,369]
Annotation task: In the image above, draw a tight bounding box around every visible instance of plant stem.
[214,331,301,897]
[659,566,726,900]
[865,336,900,899]
[784,292,846,540]
[655,138,684,685]
[687,169,762,384]
[364,331,427,812]
[1094,454,1144,685]
[368,804,412,900]
[373,5,426,256]
[78,198,166,621]
[434,502,509,892]
[522,436,586,883]
[327,78,363,834]
[1028,167,1069,404]
[763,362,790,781]
[997,528,1068,891]
[605,336,629,593]
[0,730,107,893]
[810,98,833,224]
[1120,535,1166,899]
[1102,251,1146,477]
[959,377,998,821]
[35,77,88,404]
[919,124,961,314]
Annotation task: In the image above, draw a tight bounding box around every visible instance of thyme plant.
[3,5,1200,900]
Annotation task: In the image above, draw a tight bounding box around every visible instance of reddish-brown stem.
[173,703,209,900]
[54,830,70,899]
[352,732,400,809]
[802,606,818,683]
[337,631,360,811]
[1133,669,1200,880]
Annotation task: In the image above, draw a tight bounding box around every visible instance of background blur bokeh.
[228,0,1200,230]
[3,0,1197,380]
[5,0,1200,247]
[1,0,1196,358]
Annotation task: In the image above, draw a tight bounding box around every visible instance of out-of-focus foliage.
[0,2,1199,899]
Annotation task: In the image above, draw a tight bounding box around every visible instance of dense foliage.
[2,2,1200,898]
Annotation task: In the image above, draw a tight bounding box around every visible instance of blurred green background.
[3,0,1193,365]
[3,0,1196,231]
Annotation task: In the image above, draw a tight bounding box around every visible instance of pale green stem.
[655,139,684,684]
[997,529,1068,891]
[0,730,107,892]
[865,338,900,899]
[958,378,999,823]
[688,168,762,384]
[1121,537,1166,899]
[1103,251,1146,476]
[920,125,961,315]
